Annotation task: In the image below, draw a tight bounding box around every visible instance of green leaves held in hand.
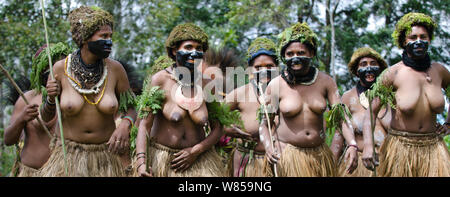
[325,103,352,135]
[129,125,138,157]
[119,89,136,114]
[367,70,396,109]
[206,100,244,128]
[137,84,165,119]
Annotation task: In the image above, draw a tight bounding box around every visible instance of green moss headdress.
[392,12,437,49]
[165,23,209,61]
[30,42,72,93]
[247,37,278,66]
[278,22,319,63]
[69,6,114,47]
[348,47,387,76]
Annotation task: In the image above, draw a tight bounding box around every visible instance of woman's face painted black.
[404,25,431,59]
[405,40,428,59]
[176,50,204,70]
[252,55,278,84]
[88,39,113,59]
[174,40,204,70]
[253,68,278,84]
[357,66,380,87]
[286,56,312,76]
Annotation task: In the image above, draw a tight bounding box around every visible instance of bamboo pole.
[0,63,52,138]
[256,83,278,177]
[368,94,377,177]
[39,0,68,176]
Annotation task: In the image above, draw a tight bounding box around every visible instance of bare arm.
[326,77,358,173]
[326,76,356,146]
[259,79,279,164]
[440,64,450,123]
[41,62,63,122]
[108,61,137,153]
[223,88,251,138]
[362,68,393,170]
[4,95,37,146]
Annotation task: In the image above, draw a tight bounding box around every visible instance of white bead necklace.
[66,54,108,95]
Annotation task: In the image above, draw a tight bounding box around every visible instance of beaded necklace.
[64,54,108,105]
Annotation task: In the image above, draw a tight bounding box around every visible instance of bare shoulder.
[52,58,66,77]
[14,90,37,107]
[267,76,282,95]
[106,58,127,75]
[342,88,356,105]
[317,71,337,87]
[387,62,402,73]
[149,69,169,87]
[432,62,448,72]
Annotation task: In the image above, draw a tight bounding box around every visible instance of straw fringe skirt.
[266,143,337,177]
[40,138,124,177]
[378,129,450,177]
[338,150,373,177]
[230,143,267,177]
[16,162,41,177]
[148,140,226,177]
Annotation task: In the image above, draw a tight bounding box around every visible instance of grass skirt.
[338,149,374,177]
[16,162,41,177]
[378,129,450,177]
[229,142,267,177]
[266,142,337,177]
[147,140,226,177]
[40,138,124,177]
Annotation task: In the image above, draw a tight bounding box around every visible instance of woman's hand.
[108,124,130,154]
[170,147,200,172]
[344,146,358,174]
[436,123,450,136]
[46,76,61,103]
[20,104,39,123]
[136,160,152,177]
[265,145,280,165]
[362,145,377,171]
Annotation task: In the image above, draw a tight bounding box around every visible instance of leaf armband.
[137,86,166,119]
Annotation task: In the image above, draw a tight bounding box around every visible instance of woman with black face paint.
[330,47,390,177]
[136,23,225,177]
[224,37,279,177]
[260,23,345,177]
[4,43,71,176]
[40,6,136,177]
[362,12,450,177]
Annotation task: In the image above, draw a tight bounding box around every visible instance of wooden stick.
[39,0,68,176]
[368,94,377,177]
[145,132,151,174]
[0,63,52,138]
[256,83,278,177]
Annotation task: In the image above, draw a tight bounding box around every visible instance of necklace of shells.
[166,67,203,112]
[64,54,108,105]
[65,53,108,95]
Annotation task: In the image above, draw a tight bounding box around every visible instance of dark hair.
[281,41,315,59]
[5,75,31,105]
[118,60,143,96]
[399,24,433,48]
[249,54,278,67]
[203,47,241,73]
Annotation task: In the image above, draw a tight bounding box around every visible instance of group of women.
[4,6,449,177]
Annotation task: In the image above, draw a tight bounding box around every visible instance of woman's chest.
[279,86,327,117]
